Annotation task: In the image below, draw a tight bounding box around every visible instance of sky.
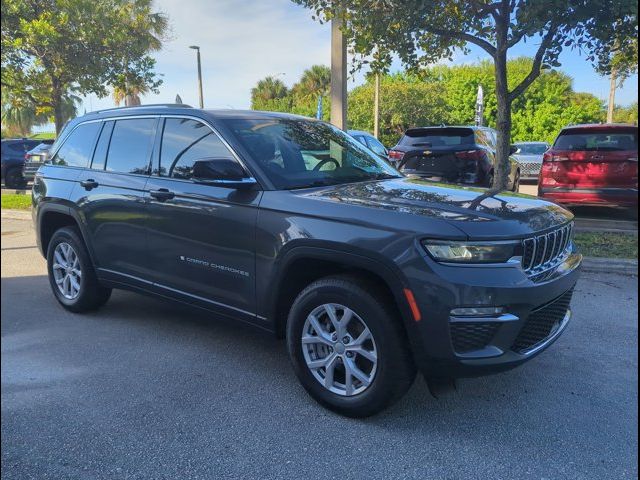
[77,0,638,115]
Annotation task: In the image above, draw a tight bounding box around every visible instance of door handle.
[80,179,99,191]
[149,188,175,201]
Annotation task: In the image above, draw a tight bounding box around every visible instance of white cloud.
[75,0,637,116]
[82,0,332,112]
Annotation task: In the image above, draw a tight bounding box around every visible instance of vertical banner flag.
[475,85,484,127]
[316,95,323,119]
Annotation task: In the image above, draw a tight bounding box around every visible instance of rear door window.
[105,118,157,174]
[51,122,101,167]
[157,118,235,180]
[554,130,638,151]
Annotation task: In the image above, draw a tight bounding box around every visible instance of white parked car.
[512,141,550,181]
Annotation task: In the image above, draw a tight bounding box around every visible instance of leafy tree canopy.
[349,58,605,146]
[294,0,637,188]
[1,0,168,132]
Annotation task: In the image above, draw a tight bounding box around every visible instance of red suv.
[539,124,638,211]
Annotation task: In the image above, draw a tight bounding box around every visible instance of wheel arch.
[37,203,95,263]
[267,245,416,339]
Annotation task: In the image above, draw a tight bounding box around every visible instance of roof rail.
[91,103,193,114]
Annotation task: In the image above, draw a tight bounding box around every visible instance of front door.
[144,117,261,321]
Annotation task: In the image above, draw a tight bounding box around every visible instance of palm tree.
[111,0,169,106]
[113,83,149,107]
[1,89,47,136]
[293,65,331,101]
[251,77,289,105]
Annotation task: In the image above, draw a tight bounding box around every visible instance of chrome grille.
[517,161,542,177]
[522,223,573,281]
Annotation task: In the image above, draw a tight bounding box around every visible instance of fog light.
[450,306,505,317]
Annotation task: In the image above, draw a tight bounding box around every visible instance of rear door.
[143,117,261,320]
[549,127,638,188]
[73,117,158,283]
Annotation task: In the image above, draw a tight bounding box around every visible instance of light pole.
[189,45,204,108]
[330,4,347,130]
[373,73,380,138]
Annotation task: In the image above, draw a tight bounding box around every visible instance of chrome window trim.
[47,113,261,187]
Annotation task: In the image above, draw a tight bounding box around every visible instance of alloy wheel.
[52,242,82,300]
[301,303,378,396]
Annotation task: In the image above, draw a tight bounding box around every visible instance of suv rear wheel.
[46,226,111,312]
[286,275,416,417]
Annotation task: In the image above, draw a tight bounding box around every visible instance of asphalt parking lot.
[1,214,638,480]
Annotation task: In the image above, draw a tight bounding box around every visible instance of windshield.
[554,130,638,151]
[515,143,548,155]
[223,118,401,189]
[400,128,475,147]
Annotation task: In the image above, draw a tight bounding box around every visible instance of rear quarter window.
[51,122,102,167]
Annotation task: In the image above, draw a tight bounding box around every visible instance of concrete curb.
[1,209,32,221]
[581,257,638,275]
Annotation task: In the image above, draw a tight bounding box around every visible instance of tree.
[292,65,331,100]
[427,58,604,142]
[251,76,290,106]
[1,87,79,136]
[109,0,168,107]
[599,33,638,122]
[294,0,638,189]
[613,102,638,124]
[1,89,45,136]
[348,73,450,146]
[1,0,167,133]
[347,60,605,146]
[113,83,149,107]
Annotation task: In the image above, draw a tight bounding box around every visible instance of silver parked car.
[512,141,550,181]
[23,140,54,183]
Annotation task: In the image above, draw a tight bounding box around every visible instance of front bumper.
[402,248,581,379]
[539,187,638,208]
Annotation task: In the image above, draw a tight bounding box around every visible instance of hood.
[301,177,573,239]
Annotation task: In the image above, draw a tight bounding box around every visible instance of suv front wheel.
[286,275,416,417]
[46,226,112,312]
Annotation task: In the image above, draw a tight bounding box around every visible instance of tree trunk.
[493,51,511,190]
[51,78,65,135]
[607,68,617,123]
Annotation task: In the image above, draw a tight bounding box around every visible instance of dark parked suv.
[389,126,521,190]
[1,138,41,188]
[32,105,581,417]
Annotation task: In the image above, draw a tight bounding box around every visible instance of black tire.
[286,275,416,417]
[486,171,494,188]
[46,226,111,312]
[4,167,26,189]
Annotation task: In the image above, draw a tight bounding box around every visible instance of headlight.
[423,240,520,264]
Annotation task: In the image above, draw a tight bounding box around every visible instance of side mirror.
[192,158,257,189]
[509,145,519,155]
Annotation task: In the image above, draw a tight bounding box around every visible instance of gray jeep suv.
[32,105,581,417]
